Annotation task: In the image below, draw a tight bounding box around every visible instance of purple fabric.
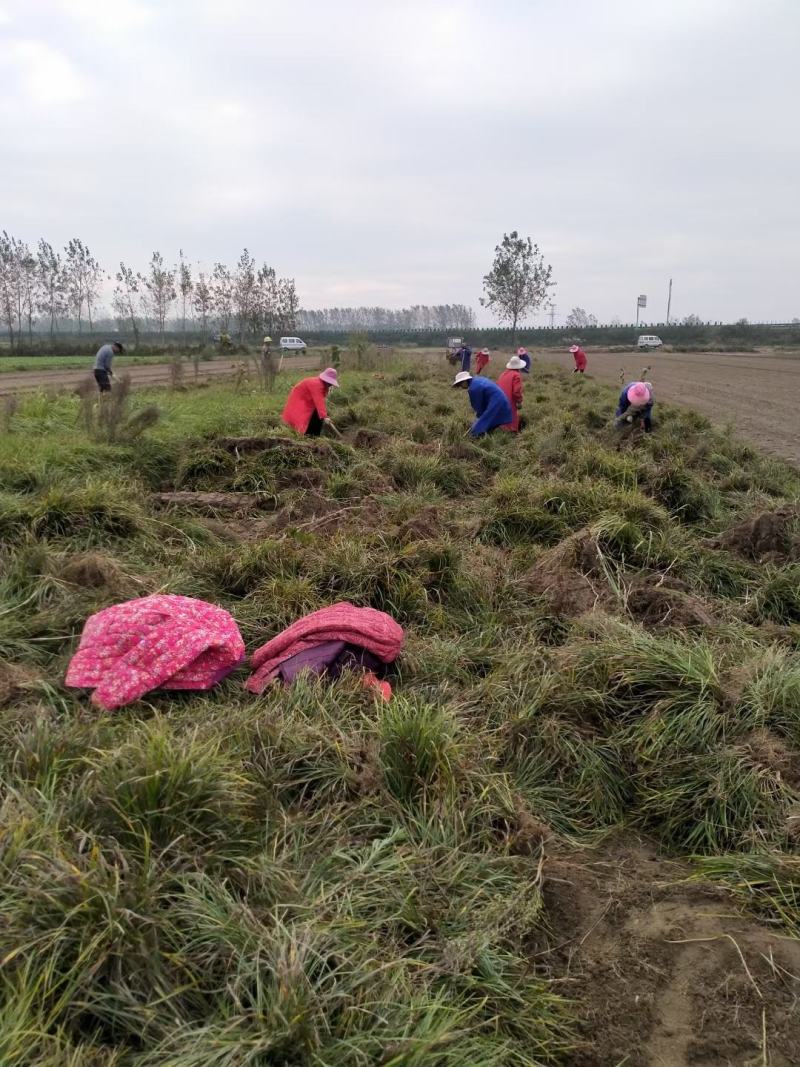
[278,640,347,683]
[277,641,388,685]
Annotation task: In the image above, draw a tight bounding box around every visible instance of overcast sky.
[1,0,798,325]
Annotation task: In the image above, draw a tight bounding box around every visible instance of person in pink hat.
[281,368,340,436]
[616,380,654,432]
[570,344,587,374]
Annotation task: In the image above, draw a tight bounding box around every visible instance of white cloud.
[1,38,90,104]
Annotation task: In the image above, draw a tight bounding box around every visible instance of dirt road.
[545,347,800,466]
[0,355,320,397]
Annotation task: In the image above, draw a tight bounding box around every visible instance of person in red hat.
[281,367,340,436]
[475,348,490,375]
[570,344,587,373]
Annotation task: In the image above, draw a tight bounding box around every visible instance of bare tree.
[193,271,213,340]
[113,262,143,346]
[480,231,554,343]
[565,307,597,329]
[233,248,257,340]
[37,240,66,338]
[64,238,102,332]
[211,262,233,334]
[17,240,39,345]
[143,251,176,338]
[0,231,19,349]
[178,249,193,344]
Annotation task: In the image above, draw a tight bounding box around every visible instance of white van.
[279,336,307,351]
[637,334,663,351]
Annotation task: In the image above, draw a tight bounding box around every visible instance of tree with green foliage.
[193,271,213,341]
[565,307,597,329]
[481,231,554,343]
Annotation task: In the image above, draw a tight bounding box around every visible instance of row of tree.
[0,234,300,348]
[297,304,475,331]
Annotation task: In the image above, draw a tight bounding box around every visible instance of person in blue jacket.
[455,342,472,373]
[453,371,513,437]
[616,380,654,432]
[516,346,531,374]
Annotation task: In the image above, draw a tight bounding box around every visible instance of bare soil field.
[546,347,800,467]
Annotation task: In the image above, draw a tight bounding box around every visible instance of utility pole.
[547,302,556,327]
[666,278,673,325]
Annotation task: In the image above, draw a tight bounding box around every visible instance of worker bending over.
[282,368,340,436]
[616,381,654,433]
[497,354,525,432]
[453,371,512,437]
[570,345,587,373]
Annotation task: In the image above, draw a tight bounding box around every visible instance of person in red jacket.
[475,348,490,375]
[570,344,587,373]
[497,354,525,432]
[281,367,340,436]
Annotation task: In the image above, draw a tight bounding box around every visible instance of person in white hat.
[497,355,526,432]
[282,368,341,437]
[452,370,513,437]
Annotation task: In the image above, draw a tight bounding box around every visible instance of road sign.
[637,295,647,308]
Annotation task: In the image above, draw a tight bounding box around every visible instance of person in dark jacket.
[456,343,472,373]
[516,346,531,374]
[616,381,654,432]
[93,341,123,392]
[453,371,513,437]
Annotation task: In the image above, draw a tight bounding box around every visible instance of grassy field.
[1,358,799,1064]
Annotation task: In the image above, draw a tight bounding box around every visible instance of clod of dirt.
[707,506,799,562]
[0,661,40,706]
[394,506,443,543]
[60,552,122,589]
[276,466,327,491]
[152,491,270,514]
[743,727,800,790]
[626,576,716,630]
[352,428,390,450]
[525,530,608,617]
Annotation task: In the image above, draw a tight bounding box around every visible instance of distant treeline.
[297,305,475,331]
[296,321,800,349]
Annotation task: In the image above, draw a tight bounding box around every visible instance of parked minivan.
[637,334,663,351]
[280,336,307,351]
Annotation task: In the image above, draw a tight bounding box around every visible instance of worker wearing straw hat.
[282,368,342,437]
[475,348,491,375]
[452,370,512,437]
[497,355,526,432]
[615,380,654,433]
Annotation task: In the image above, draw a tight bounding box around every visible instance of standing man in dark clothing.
[93,341,123,392]
[456,342,472,373]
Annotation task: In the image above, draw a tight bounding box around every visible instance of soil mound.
[538,838,800,1066]
[709,506,799,562]
[394,506,444,543]
[744,727,800,790]
[352,428,390,450]
[626,575,716,630]
[0,661,39,706]
[60,552,122,589]
[526,530,608,617]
